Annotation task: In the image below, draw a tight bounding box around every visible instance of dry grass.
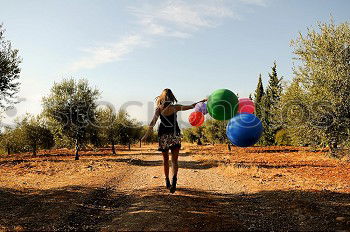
[190,144,350,193]
[0,144,349,231]
[1,144,349,193]
[0,146,138,190]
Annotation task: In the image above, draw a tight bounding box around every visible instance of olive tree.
[42,78,100,160]
[285,19,350,155]
[0,24,21,109]
[0,126,24,155]
[183,126,205,145]
[18,114,54,155]
[95,106,119,154]
[0,115,54,155]
[203,119,228,145]
[115,109,142,150]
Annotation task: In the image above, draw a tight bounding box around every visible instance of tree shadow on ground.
[0,151,192,162]
[232,161,336,169]
[112,188,350,231]
[123,151,192,157]
[103,158,333,170]
[104,158,219,169]
[0,159,34,167]
[0,158,109,166]
[0,152,193,168]
[0,186,134,231]
[246,149,300,153]
[0,187,349,231]
[0,158,334,170]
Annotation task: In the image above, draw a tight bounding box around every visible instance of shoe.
[165,177,171,189]
[170,176,177,193]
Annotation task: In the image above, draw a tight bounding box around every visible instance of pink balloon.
[238,98,255,114]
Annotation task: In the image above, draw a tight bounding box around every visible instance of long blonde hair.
[156,88,178,108]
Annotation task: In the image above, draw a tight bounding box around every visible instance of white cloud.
[69,0,267,71]
[238,0,267,6]
[129,0,236,37]
[69,35,147,71]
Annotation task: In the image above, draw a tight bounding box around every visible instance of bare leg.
[170,147,180,193]
[170,147,180,178]
[162,151,171,189]
[162,151,169,178]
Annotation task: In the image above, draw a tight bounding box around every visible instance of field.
[0,144,349,231]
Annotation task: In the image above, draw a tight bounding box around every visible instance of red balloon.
[238,98,255,114]
[189,112,205,127]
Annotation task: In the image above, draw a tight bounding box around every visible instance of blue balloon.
[226,114,263,147]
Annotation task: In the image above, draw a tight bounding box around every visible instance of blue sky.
[0,0,349,126]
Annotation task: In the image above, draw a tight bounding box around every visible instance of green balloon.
[207,89,238,121]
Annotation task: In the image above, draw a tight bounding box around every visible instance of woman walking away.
[142,89,207,193]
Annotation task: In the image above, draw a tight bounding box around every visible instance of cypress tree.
[261,62,283,145]
[266,62,282,106]
[254,74,264,119]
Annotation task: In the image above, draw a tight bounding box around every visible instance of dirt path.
[60,148,350,231]
[105,150,243,231]
[1,146,350,231]
[56,149,247,231]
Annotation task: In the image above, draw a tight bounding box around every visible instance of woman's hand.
[195,98,208,105]
[191,98,208,108]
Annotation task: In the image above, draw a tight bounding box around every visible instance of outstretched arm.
[174,99,207,112]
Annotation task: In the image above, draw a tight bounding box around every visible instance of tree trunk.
[112,140,116,155]
[329,140,338,157]
[139,139,142,148]
[32,144,37,156]
[7,147,10,155]
[75,139,80,160]
[128,142,131,150]
[227,143,231,151]
[197,138,202,146]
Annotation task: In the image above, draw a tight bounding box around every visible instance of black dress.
[158,109,182,152]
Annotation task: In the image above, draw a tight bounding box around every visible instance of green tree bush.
[0,24,21,110]
[115,109,142,150]
[0,115,54,155]
[183,126,205,145]
[140,126,157,144]
[0,127,24,154]
[95,106,119,154]
[203,119,228,145]
[254,74,265,120]
[285,19,350,156]
[18,115,55,155]
[275,129,292,146]
[260,62,283,145]
[42,78,100,160]
[46,119,75,149]
[96,107,144,152]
